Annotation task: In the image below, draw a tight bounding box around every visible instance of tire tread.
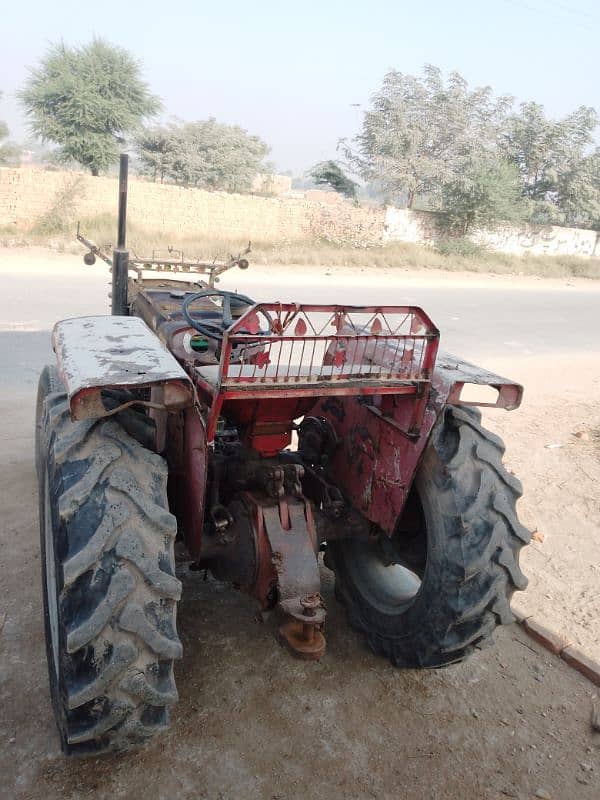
[330,404,530,668]
[38,380,181,755]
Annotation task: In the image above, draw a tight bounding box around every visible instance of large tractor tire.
[35,364,64,480]
[327,405,530,668]
[36,366,182,755]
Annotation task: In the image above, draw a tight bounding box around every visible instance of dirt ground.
[0,248,599,799]
[481,355,600,662]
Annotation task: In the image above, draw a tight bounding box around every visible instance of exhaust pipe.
[112,153,130,316]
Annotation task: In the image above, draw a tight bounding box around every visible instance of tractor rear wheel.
[327,405,530,668]
[37,369,182,754]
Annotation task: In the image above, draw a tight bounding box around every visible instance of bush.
[434,238,486,258]
[30,178,83,236]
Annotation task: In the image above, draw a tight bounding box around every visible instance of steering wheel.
[182,289,267,340]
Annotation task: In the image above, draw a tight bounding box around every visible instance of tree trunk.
[91,167,99,177]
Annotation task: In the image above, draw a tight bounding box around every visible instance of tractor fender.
[433,351,522,411]
[312,351,522,537]
[52,316,193,421]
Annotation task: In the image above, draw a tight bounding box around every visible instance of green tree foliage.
[344,65,512,208]
[557,149,600,229]
[19,39,160,175]
[501,102,600,227]
[441,159,527,234]
[134,125,174,183]
[0,92,21,165]
[308,160,358,199]
[346,65,600,231]
[136,119,270,192]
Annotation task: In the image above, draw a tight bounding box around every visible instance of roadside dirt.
[482,354,600,663]
[0,247,599,799]
[3,244,600,288]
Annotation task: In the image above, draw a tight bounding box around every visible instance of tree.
[19,39,160,175]
[0,92,21,165]
[0,123,21,166]
[440,158,528,234]
[343,65,512,208]
[134,124,176,183]
[308,160,358,199]
[501,102,600,227]
[136,119,270,192]
[555,148,600,229]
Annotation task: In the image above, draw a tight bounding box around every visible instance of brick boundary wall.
[0,167,386,245]
[1,167,599,257]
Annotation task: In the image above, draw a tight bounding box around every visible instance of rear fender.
[52,316,193,420]
[313,351,522,536]
[434,351,522,411]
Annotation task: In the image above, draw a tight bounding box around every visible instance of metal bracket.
[261,499,326,660]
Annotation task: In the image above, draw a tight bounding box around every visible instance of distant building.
[251,173,293,196]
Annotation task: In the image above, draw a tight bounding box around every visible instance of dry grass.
[2,213,600,280]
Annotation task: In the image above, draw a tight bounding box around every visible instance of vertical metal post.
[112,154,130,315]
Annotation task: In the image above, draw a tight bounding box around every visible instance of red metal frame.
[181,407,208,559]
[161,299,523,660]
[195,303,440,446]
[311,354,523,538]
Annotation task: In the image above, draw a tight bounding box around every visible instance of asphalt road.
[0,253,599,799]
[1,262,600,391]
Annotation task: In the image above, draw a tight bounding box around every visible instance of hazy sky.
[2,0,599,174]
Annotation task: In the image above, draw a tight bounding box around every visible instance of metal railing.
[218,304,439,389]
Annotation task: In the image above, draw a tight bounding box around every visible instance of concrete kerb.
[511,605,600,688]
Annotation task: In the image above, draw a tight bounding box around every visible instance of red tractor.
[36,156,530,755]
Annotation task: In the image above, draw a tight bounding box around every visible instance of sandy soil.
[482,355,600,661]
[0,247,599,798]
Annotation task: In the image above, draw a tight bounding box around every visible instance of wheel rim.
[44,468,60,680]
[342,488,428,613]
[344,542,422,610]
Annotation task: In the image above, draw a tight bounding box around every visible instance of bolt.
[300,593,321,617]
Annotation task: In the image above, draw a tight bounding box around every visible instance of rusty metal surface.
[182,408,209,560]
[261,499,325,623]
[313,350,523,538]
[218,303,439,388]
[277,619,326,661]
[195,303,439,446]
[264,498,326,659]
[243,496,279,610]
[52,316,192,418]
[239,493,326,658]
[77,224,251,288]
[434,351,523,410]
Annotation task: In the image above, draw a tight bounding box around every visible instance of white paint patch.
[52,315,190,397]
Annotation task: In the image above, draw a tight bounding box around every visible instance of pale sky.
[1,0,599,174]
